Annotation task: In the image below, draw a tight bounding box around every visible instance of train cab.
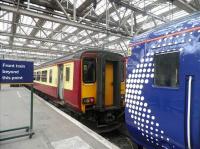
[125,13,200,149]
[80,51,125,124]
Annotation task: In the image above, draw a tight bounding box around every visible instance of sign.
[0,60,33,84]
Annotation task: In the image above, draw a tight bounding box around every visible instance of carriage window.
[49,69,52,83]
[154,52,179,87]
[66,67,70,81]
[37,71,40,81]
[83,58,96,83]
[41,70,47,82]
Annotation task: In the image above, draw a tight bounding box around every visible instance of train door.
[153,51,187,148]
[154,50,200,149]
[96,55,121,110]
[105,61,114,106]
[58,65,64,100]
[181,49,200,149]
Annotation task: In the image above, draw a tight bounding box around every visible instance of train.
[33,50,125,130]
[125,13,200,149]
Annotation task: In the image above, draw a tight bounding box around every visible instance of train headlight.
[82,97,95,104]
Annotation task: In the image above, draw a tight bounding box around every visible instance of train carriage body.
[34,50,125,125]
[125,13,200,149]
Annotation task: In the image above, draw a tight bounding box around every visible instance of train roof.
[130,12,200,45]
[34,49,123,69]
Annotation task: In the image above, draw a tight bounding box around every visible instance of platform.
[0,85,119,149]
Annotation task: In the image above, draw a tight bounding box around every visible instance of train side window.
[66,67,70,81]
[41,70,47,82]
[37,71,40,81]
[83,58,96,83]
[154,52,179,88]
[49,69,52,83]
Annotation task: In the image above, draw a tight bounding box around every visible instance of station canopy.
[0,0,198,65]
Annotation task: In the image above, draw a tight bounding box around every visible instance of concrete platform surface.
[0,86,119,149]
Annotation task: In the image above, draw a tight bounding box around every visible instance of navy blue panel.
[0,60,33,83]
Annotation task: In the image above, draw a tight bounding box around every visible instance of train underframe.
[32,87,124,133]
[84,107,124,132]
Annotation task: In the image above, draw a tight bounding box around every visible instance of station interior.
[0,0,199,149]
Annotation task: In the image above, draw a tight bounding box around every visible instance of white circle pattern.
[126,52,170,147]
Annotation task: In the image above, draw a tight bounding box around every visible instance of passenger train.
[125,13,200,149]
[34,50,125,128]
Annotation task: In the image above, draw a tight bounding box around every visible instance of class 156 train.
[34,50,125,127]
[125,13,200,149]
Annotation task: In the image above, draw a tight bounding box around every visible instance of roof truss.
[0,0,195,65]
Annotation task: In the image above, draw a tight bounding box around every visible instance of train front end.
[80,51,125,127]
[125,14,200,149]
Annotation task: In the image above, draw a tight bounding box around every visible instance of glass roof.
[63,26,78,33]
[110,8,132,22]
[92,33,106,39]
[0,11,13,21]
[95,0,112,15]
[80,38,91,44]
[35,30,51,38]
[108,36,119,41]
[69,0,86,8]
[0,0,193,64]
[43,21,60,30]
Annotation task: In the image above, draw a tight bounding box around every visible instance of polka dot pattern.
[148,29,198,50]
[125,51,171,147]
[128,17,200,148]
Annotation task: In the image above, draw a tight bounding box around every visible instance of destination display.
[0,60,33,84]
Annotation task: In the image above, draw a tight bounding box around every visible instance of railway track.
[55,103,137,149]
[101,127,137,149]
[59,105,137,149]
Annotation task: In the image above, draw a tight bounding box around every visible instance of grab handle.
[187,76,193,149]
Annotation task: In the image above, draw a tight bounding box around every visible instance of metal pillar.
[73,0,77,21]
[30,84,34,135]
[105,0,110,50]
[131,11,134,36]
[54,0,71,20]
[0,45,3,91]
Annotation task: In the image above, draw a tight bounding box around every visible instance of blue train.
[125,13,200,149]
